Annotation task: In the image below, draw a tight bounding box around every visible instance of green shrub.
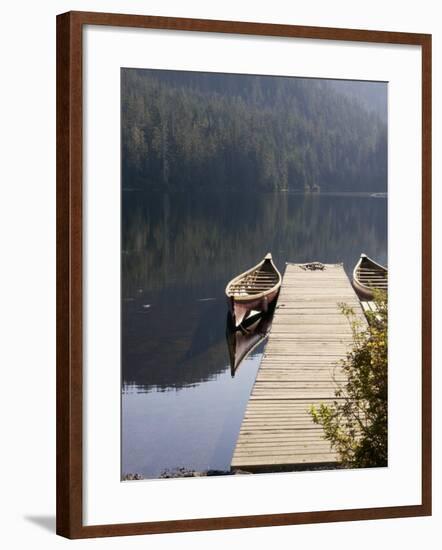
[310,290,388,468]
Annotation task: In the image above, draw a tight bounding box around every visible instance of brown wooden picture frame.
[56,10,432,539]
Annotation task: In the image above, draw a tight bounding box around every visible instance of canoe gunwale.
[225,254,282,303]
[352,254,388,300]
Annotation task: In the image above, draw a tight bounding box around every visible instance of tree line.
[122,69,387,192]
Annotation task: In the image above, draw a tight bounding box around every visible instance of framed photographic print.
[56,11,432,538]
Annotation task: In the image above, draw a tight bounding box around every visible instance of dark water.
[121,190,387,478]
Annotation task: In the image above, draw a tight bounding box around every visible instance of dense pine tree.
[121,69,387,192]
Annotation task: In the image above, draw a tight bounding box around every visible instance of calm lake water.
[121,190,387,478]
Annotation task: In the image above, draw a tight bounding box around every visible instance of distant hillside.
[329,79,388,120]
[122,69,387,192]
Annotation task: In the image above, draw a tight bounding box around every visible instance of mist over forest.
[121,69,387,192]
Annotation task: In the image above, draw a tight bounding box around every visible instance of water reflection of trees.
[122,191,387,295]
[122,191,387,391]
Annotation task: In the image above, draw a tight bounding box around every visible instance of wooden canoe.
[225,253,281,327]
[352,253,388,300]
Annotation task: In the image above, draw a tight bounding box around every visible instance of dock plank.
[231,263,366,471]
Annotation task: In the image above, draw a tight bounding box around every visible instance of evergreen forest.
[121,69,387,192]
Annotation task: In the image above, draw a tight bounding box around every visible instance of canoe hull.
[225,253,282,327]
[352,254,388,301]
[352,278,376,301]
[227,287,279,327]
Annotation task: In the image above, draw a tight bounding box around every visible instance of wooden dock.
[231,263,367,471]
